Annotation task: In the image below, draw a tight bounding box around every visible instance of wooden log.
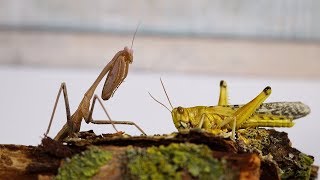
[0,129,318,179]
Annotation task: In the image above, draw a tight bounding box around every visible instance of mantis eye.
[177,106,184,114]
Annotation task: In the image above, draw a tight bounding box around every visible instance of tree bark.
[0,129,318,179]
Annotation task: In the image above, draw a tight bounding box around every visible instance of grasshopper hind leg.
[218,80,228,106]
[226,86,272,140]
[234,86,272,128]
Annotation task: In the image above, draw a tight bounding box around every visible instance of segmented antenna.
[160,78,174,109]
[148,92,171,112]
[131,22,141,50]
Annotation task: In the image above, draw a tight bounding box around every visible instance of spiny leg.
[218,86,272,140]
[233,86,272,127]
[85,94,119,132]
[91,120,147,135]
[233,87,272,139]
[218,80,228,106]
[45,82,71,136]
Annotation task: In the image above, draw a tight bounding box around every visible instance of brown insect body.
[102,47,133,100]
[46,46,146,141]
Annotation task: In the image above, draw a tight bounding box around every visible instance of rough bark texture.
[0,129,318,179]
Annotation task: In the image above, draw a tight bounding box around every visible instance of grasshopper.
[45,27,146,141]
[150,79,310,140]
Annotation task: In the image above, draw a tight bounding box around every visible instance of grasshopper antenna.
[131,22,141,50]
[160,78,174,109]
[148,92,171,113]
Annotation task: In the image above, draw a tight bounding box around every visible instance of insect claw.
[263,86,272,95]
[220,80,227,87]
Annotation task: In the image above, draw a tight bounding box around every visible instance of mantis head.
[123,46,133,63]
[123,23,140,64]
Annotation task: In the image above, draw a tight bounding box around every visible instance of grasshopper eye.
[177,106,184,114]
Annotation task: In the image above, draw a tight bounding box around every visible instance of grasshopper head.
[123,46,133,63]
[172,106,194,130]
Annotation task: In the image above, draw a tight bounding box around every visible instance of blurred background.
[0,0,319,166]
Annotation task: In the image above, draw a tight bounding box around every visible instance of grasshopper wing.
[255,102,310,120]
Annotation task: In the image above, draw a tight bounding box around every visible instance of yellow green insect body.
[151,80,310,140]
[172,102,309,133]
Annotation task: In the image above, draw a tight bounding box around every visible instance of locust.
[45,27,146,141]
[149,79,310,140]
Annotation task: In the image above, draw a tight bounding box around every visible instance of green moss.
[55,146,112,180]
[126,143,225,180]
[281,153,314,179]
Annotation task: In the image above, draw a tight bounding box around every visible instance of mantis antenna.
[160,78,174,109]
[131,22,141,50]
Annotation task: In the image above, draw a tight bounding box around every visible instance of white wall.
[0,65,319,166]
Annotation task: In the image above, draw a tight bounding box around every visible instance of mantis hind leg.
[218,80,228,105]
[85,94,119,132]
[85,95,145,135]
[45,82,72,136]
[90,120,147,135]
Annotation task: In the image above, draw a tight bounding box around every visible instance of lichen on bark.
[55,146,112,179]
[125,143,228,180]
[237,128,315,179]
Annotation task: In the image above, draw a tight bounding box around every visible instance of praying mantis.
[45,28,146,141]
[150,79,310,140]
